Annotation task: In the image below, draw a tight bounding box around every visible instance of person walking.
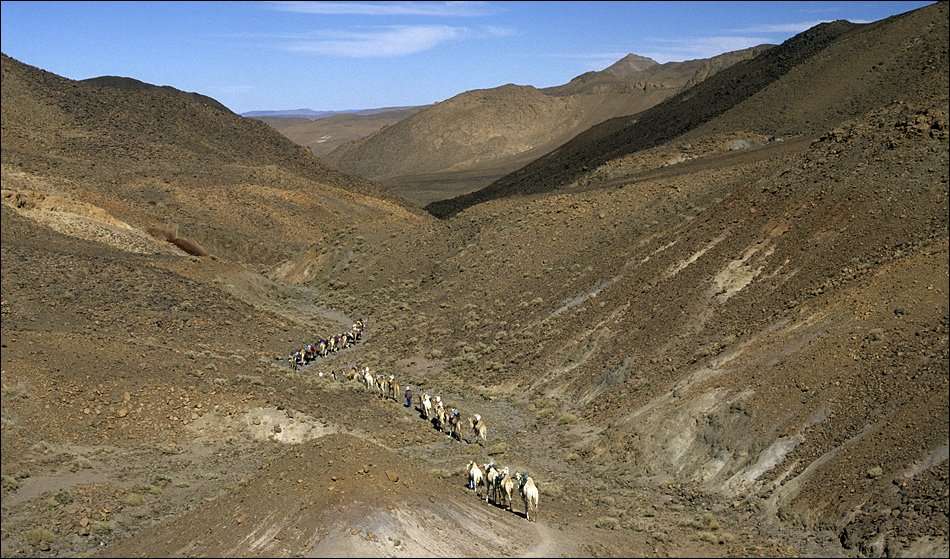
[405,385,413,408]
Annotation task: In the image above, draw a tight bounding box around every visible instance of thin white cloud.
[733,21,840,33]
[482,25,516,37]
[214,85,257,95]
[267,1,495,17]
[640,36,772,62]
[283,25,466,57]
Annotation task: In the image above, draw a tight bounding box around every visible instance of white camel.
[466,461,484,496]
[516,471,539,522]
[421,390,433,420]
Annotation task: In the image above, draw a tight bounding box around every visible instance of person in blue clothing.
[405,385,413,407]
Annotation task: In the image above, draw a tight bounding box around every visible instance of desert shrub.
[53,488,74,505]
[536,407,556,422]
[133,483,162,495]
[25,528,56,543]
[487,442,508,456]
[124,493,145,506]
[557,413,578,425]
[236,374,265,386]
[70,457,93,472]
[699,532,736,545]
[1,475,19,492]
[540,480,565,500]
[91,521,114,534]
[622,516,654,532]
[595,516,620,530]
[689,512,720,531]
[426,349,443,359]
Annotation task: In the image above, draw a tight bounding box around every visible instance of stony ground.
[0,193,918,558]
[2,4,948,557]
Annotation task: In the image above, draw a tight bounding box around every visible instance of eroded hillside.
[322,47,770,206]
[1,3,947,558]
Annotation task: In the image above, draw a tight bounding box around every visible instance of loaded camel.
[483,462,499,503]
[468,414,487,446]
[447,410,463,441]
[495,466,514,511]
[516,471,539,522]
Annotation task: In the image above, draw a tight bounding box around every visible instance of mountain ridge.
[0,3,946,558]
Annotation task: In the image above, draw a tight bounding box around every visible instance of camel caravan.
[467,461,540,522]
[285,320,540,522]
[288,320,364,371]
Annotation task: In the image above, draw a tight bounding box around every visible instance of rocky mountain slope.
[250,106,428,158]
[1,2,947,558]
[318,46,770,205]
[426,7,948,218]
[0,53,421,269]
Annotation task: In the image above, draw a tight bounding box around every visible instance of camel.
[468,414,487,446]
[516,472,539,522]
[447,410,462,441]
[433,403,447,433]
[420,390,432,420]
[375,374,388,398]
[466,461,484,496]
[483,462,498,503]
[387,375,399,401]
[495,466,514,511]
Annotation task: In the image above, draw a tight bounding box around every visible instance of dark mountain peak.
[81,75,234,114]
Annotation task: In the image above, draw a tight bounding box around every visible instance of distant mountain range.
[241,106,425,120]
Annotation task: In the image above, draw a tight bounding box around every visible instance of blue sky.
[0,1,935,114]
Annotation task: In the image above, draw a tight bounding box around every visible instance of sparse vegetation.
[25,528,56,544]
[124,493,146,506]
[1,4,947,555]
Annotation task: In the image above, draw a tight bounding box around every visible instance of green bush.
[124,493,145,506]
[557,413,578,425]
[25,528,56,543]
[1,474,19,492]
[53,488,74,505]
[487,442,508,456]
